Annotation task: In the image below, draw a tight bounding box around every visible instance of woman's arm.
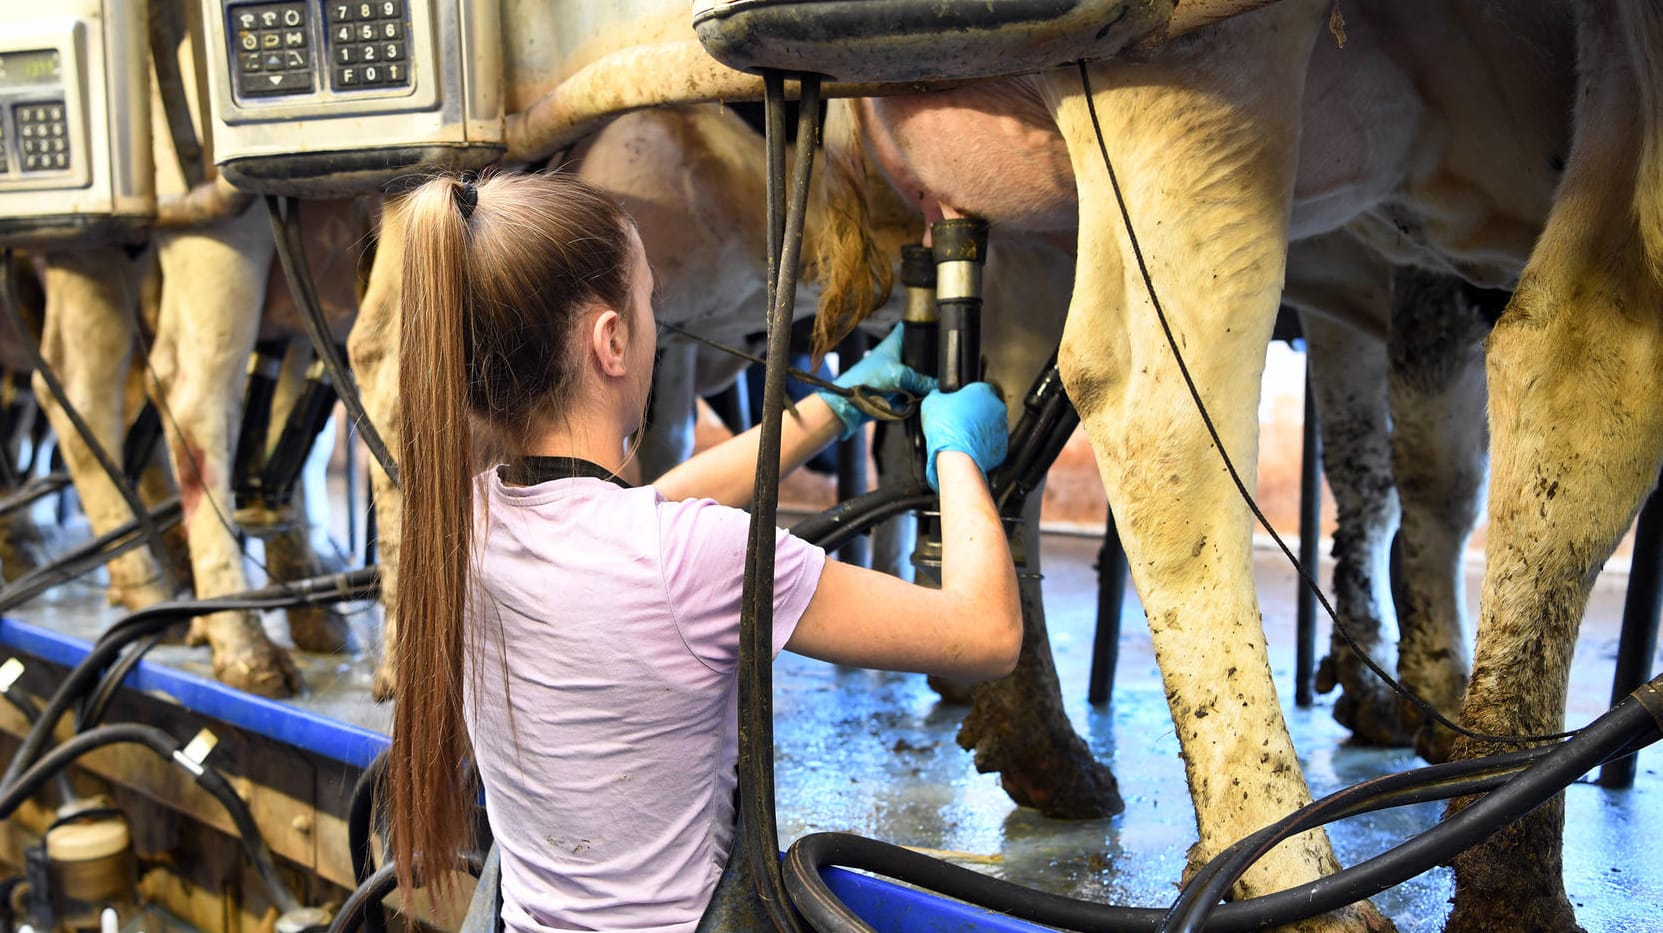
[652,394,844,507]
[783,451,1021,680]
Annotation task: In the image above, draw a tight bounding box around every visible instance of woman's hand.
[817,326,938,439]
[920,383,1009,491]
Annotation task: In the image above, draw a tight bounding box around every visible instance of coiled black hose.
[783,676,1662,932]
[348,752,389,933]
[327,851,486,933]
[0,567,380,791]
[0,723,300,915]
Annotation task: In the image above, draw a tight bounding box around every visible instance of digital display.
[0,49,62,88]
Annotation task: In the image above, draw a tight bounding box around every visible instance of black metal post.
[1296,369,1321,708]
[1088,504,1128,706]
[1599,469,1663,788]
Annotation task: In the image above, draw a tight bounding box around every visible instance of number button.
[380,20,402,40]
[382,43,402,61]
[336,45,357,64]
[357,2,373,18]
[357,23,376,41]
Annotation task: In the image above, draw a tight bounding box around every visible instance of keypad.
[14,102,70,172]
[327,0,411,91]
[231,2,314,97]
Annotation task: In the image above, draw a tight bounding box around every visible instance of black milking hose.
[0,567,380,791]
[0,499,184,615]
[0,723,301,915]
[784,677,1662,932]
[348,752,391,933]
[328,851,486,933]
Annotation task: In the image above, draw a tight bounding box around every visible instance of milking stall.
[0,1,1659,931]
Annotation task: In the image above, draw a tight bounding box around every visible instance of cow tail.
[1625,0,1663,283]
[812,98,893,360]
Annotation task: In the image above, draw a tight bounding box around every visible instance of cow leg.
[1045,4,1388,925]
[1444,6,1662,930]
[348,207,405,702]
[1301,312,1409,746]
[151,205,299,697]
[35,249,169,609]
[1385,269,1489,765]
[265,346,351,653]
[636,342,697,483]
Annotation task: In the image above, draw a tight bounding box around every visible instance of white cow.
[807,0,1657,928]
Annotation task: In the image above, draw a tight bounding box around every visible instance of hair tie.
[455,181,478,220]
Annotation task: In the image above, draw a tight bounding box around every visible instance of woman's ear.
[590,308,629,377]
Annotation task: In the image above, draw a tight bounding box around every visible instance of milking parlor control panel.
[199,0,504,196]
[0,0,153,247]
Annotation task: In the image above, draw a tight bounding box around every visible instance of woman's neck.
[522,408,632,474]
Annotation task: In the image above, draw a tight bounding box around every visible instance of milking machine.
[0,0,184,603]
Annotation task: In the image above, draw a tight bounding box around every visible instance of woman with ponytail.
[385,171,1021,932]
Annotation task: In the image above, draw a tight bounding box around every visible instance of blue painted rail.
[0,615,1054,932]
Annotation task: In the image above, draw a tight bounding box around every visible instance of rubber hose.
[785,693,1658,933]
[0,724,301,914]
[2,568,379,790]
[328,852,487,933]
[348,752,390,933]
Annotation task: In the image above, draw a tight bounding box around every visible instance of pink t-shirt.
[463,470,826,933]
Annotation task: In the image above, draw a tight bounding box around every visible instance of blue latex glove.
[817,326,938,440]
[921,383,1008,492]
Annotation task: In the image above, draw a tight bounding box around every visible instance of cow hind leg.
[152,207,299,697]
[348,207,404,702]
[1385,269,1490,764]
[1446,7,1663,929]
[36,249,169,610]
[1301,312,1410,747]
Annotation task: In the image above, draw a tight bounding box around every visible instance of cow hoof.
[1320,650,1414,747]
[371,663,395,703]
[215,645,302,699]
[288,605,352,654]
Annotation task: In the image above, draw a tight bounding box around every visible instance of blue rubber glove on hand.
[921,383,1009,492]
[817,325,938,440]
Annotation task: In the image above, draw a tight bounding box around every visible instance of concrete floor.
[5,519,1658,931]
[772,533,1662,931]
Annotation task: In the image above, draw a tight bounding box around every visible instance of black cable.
[656,320,916,422]
[0,723,301,915]
[328,863,396,933]
[0,683,77,804]
[0,499,184,614]
[348,751,390,933]
[1071,62,1570,747]
[265,197,400,487]
[328,850,487,933]
[74,632,166,731]
[0,567,379,791]
[790,484,935,554]
[0,472,70,520]
[0,252,178,598]
[784,683,1661,933]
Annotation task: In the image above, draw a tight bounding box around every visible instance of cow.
[802,0,1659,928]
[23,28,372,696]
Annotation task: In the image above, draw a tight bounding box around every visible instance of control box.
[199,0,504,196]
[0,0,153,247]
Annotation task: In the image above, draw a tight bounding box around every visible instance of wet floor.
[771,533,1662,932]
[6,523,1658,931]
